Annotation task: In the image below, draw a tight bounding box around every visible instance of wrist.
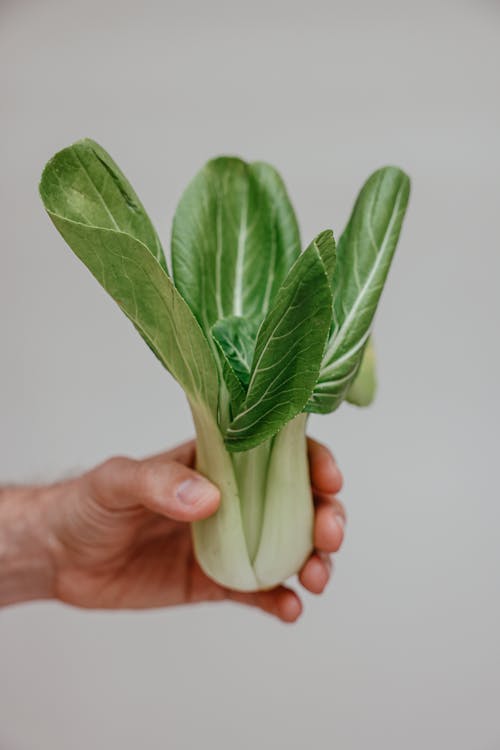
[0,483,62,607]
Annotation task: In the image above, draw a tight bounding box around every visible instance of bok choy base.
[39,140,410,591]
[192,406,312,590]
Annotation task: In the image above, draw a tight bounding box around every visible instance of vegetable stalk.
[192,404,312,590]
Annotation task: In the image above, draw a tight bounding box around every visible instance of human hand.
[3,439,345,621]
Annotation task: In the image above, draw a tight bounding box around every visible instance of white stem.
[190,404,313,592]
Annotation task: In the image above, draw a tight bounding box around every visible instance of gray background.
[1,0,499,747]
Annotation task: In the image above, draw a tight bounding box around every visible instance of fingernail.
[176,477,217,505]
[335,513,345,530]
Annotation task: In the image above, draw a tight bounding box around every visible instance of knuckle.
[104,455,132,471]
[95,455,134,479]
[88,455,137,504]
[134,460,181,506]
[135,461,162,500]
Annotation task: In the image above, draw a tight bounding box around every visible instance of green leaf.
[211,316,258,388]
[171,157,300,336]
[345,336,377,406]
[40,139,167,272]
[315,228,336,284]
[225,234,333,452]
[210,316,258,412]
[249,160,301,289]
[307,166,410,414]
[40,152,219,415]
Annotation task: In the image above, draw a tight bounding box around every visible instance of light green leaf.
[225,234,333,452]
[345,336,377,406]
[249,160,301,293]
[40,156,219,415]
[171,157,300,336]
[40,139,167,272]
[307,166,410,414]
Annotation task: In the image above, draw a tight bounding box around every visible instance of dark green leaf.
[307,166,410,414]
[225,234,333,452]
[211,316,259,388]
[315,229,336,284]
[210,316,258,412]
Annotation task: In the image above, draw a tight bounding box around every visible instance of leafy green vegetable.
[40,139,410,592]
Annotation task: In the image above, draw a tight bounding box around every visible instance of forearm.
[0,484,58,607]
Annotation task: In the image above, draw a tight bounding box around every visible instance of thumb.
[89,454,221,521]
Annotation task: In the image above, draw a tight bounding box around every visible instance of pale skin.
[0,438,345,622]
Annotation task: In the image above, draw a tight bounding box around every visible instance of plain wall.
[1,0,499,748]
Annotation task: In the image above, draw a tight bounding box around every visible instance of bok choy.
[39,140,410,591]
